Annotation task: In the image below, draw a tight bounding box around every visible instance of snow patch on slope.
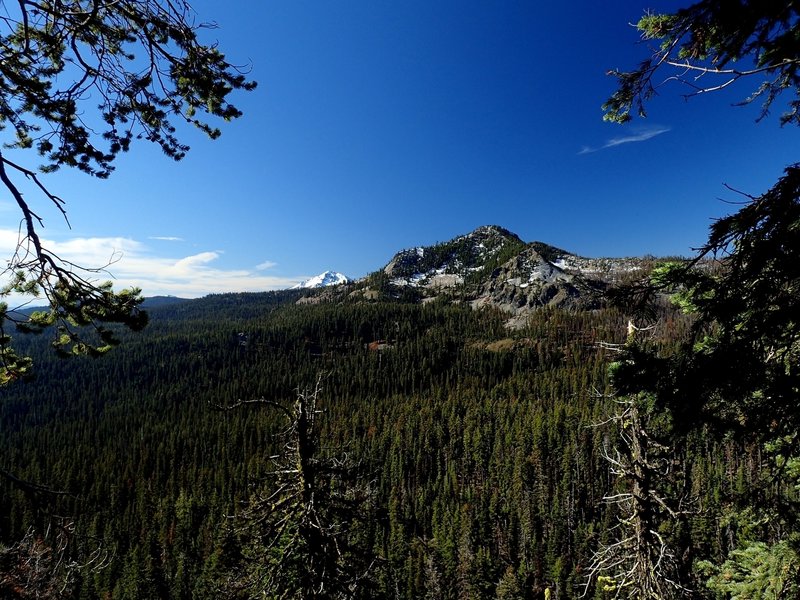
[293,271,351,289]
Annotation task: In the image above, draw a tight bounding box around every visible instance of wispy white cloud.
[149,236,184,242]
[256,260,278,271]
[0,230,304,298]
[173,251,220,272]
[579,125,671,154]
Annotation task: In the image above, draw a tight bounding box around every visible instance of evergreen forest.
[1,1,799,598]
[1,283,790,598]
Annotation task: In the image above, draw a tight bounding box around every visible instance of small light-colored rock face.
[426,273,464,289]
[383,248,420,277]
[355,289,380,301]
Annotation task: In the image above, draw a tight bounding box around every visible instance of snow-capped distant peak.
[292,271,351,289]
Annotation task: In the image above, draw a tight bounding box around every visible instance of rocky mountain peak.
[382,225,525,288]
[302,225,652,329]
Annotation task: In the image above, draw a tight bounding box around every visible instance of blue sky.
[2,1,798,297]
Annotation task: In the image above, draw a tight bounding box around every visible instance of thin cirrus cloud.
[0,229,303,298]
[579,126,671,154]
[256,260,278,271]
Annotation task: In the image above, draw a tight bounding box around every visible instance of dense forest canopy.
[0,291,718,599]
[1,1,799,598]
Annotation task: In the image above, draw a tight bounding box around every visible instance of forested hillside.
[1,1,798,597]
[0,288,772,598]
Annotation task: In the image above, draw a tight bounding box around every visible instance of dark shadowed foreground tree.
[0,0,255,381]
[0,527,69,599]
[583,321,697,599]
[583,390,691,600]
[0,522,110,599]
[604,0,800,596]
[217,378,378,599]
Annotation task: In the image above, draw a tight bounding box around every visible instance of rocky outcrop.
[383,225,524,288]
[298,225,650,328]
[471,244,608,327]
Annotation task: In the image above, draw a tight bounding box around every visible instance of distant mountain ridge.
[301,224,657,328]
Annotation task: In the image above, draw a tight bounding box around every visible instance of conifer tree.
[606,0,800,593]
[222,378,378,599]
[0,1,255,380]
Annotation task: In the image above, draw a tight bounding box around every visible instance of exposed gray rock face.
[471,245,596,320]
